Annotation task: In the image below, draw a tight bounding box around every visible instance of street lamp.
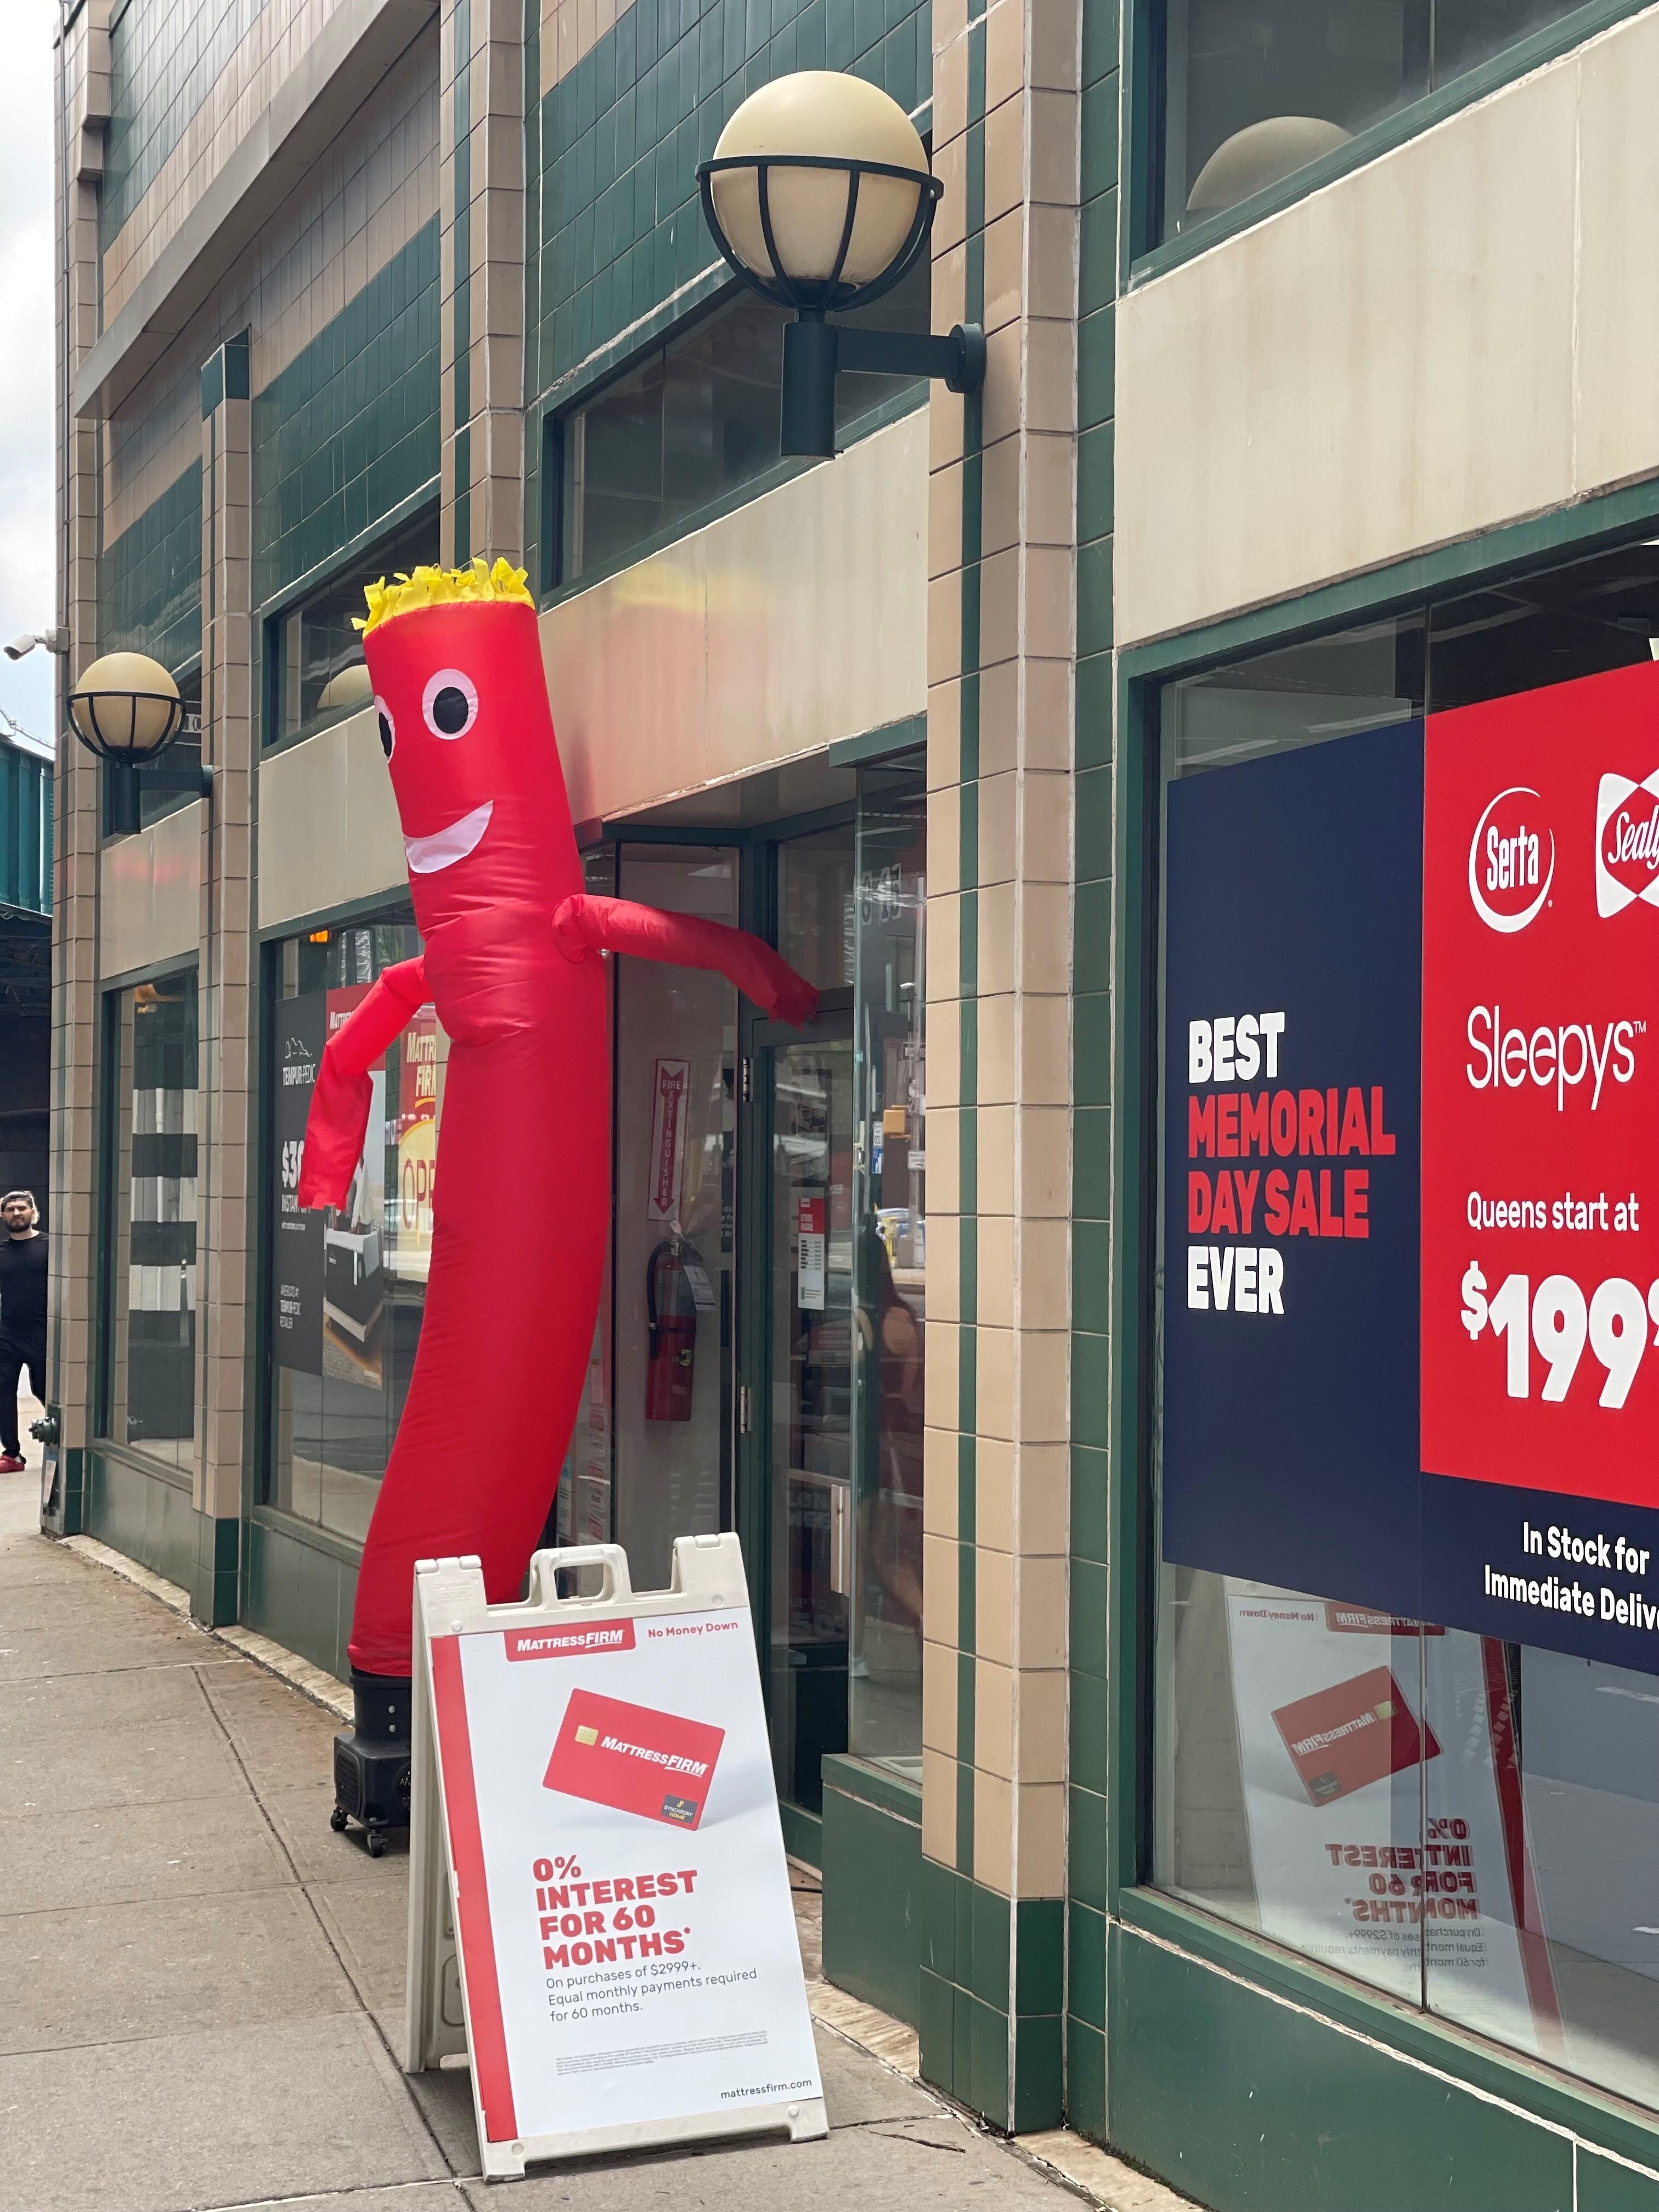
[66,650,211,836]
[698,71,986,459]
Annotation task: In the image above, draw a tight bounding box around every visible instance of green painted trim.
[1120,471,1659,683]
[1108,1917,1580,2212]
[778,1799,822,1868]
[1119,1888,1659,2173]
[190,1512,240,1628]
[1105,658,1156,1904]
[822,1751,922,1822]
[245,936,277,1577]
[1129,0,1652,289]
[85,1448,202,1594]
[826,715,926,770]
[243,1511,354,1682]
[250,1501,368,1572]
[1119,0,1158,273]
[821,1779,923,2027]
[42,1441,87,1538]
[98,947,200,995]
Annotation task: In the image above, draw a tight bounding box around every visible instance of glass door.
[763,1024,856,1813]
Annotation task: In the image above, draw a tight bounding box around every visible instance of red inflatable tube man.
[297,560,817,1685]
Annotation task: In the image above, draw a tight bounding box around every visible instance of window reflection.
[608,845,738,1588]
[558,261,931,586]
[1156,1567,1659,2100]
[105,972,199,1467]
[266,915,439,1543]
[268,510,438,749]
[1159,0,1588,239]
[849,765,927,1778]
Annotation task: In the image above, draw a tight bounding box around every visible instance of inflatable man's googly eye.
[375,696,395,760]
[422,668,480,740]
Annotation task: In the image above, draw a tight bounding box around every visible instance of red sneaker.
[0,1455,25,1474]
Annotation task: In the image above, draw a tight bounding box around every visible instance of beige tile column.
[191,343,256,1623]
[46,10,111,1531]
[441,0,527,567]
[918,0,1079,2134]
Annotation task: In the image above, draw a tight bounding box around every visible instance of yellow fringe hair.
[357,556,533,635]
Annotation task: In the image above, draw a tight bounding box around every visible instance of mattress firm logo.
[577,1725,709,1779]
[505,1622,635,1661]
[1597,770,1659,917]
[1469,786,1553,933]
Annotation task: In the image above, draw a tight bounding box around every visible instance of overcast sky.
[0,5,59,754]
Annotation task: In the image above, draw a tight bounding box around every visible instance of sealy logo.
[1596,770,1659,917]
[1468,787,1554,933]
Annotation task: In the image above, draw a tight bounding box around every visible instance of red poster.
[1422,665,1659,1513]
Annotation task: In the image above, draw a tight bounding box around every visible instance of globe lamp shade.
[67,651,183,762]
[702,72,938,308]
[318,662,374,713]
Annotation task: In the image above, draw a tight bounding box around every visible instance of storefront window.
[103,971,198,1468]
[551,847,620,1555]
[608,845,740,1588]
[1153,544,1659,2111]
[849,764,927,1777]
[555,262,929,586]
[1158,0,1586,239]
[267,510,438,749]
[780,825,857,991]
[136,668,204,831]
[266,913,439,1543]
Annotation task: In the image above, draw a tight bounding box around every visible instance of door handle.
[790,1468,851,1598]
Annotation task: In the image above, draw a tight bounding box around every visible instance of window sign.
[1164,663,1659,1673]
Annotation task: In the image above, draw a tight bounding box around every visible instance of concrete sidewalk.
[0,1469,1190,2212]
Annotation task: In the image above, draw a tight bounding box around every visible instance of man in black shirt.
[0,1191,47,1473]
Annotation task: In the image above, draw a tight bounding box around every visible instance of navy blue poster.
[1161,723,1425,1621]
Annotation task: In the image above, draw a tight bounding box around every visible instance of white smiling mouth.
[404,800,493,874]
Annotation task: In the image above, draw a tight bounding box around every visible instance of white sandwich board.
[405,1534,827,2180]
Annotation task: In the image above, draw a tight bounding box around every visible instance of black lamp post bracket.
[696,144,988,459]
[837,321,986,394]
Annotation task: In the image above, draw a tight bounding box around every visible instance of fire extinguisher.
[644,1238,699,1421]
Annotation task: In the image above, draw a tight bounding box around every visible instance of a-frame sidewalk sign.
[405,1533,828,2180]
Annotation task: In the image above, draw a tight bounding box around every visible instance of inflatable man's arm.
[554,894,819,1027]
[297,956,431,1211]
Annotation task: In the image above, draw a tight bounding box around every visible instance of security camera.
[4,628,69,662]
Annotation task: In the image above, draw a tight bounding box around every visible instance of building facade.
[47,0,1659,2200]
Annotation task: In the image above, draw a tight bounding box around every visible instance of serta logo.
[1596,770,1659,916]
[1468,788,1553,933]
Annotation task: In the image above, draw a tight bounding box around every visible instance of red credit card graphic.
[1271,1667,1440,1805]
[544,1688,725,1830]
